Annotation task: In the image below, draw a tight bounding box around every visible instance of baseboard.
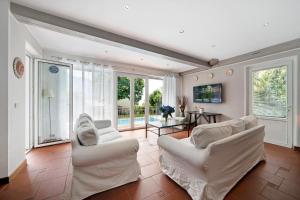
[0,177,9,185]
[9,159,27,181]
[293,146,300,151]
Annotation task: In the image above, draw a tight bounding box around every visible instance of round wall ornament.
[208,72,214,79]
[193,75,198,81]
[13,57,24,79]
[225,69,234,76]
[49,65,59,74]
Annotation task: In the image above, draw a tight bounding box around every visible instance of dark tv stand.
[186,111,222,135]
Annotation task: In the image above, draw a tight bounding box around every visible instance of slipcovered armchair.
[71,115,141,200]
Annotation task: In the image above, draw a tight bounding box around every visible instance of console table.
[187,111,222,135]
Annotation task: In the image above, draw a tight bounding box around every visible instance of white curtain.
[61,59,114,124]
[162,75,177,108]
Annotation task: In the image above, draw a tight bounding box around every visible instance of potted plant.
[160,105,175,122]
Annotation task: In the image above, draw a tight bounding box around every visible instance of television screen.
[193,83,222,103]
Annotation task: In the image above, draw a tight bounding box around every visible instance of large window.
[251,65,287,118]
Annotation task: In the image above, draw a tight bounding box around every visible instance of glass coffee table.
[146,119,189,137]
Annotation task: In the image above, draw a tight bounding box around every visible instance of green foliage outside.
[149,89,162,107]
[117,77,144,104]
[252,66,287,118]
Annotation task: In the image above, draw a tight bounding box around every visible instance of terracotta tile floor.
[0,129,300,200]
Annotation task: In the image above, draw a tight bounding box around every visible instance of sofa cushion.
[223,119,245,134]
[98,131,122,143]
[240,115,257,129]
[190,124,232,149]
[97,127,116,136]
[77,117,98,146]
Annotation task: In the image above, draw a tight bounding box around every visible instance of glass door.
[117,76,131,130]
[148,78,163,122]
[116,73,163,130]
[35,59,73,146]
[248,59,293,147]
[134,78,146,128]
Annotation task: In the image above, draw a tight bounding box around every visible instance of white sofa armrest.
[72,138,139,167]
[94,120,111,129]
[158,136,209,168]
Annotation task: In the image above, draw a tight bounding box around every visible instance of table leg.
[213,115,217,123]
[145,123,148,138]
[195,113,198,127]
[188,113,192,135]
[158,128,161,137]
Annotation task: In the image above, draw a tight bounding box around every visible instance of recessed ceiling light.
[124,5,130,10]
[211,44,216,48]
[263,22,270,27]
[179,29,185,34]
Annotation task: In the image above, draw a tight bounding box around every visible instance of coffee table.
[145,119,189,137]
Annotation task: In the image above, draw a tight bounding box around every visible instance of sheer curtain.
[61,59,114,125]
[162,75,177,108]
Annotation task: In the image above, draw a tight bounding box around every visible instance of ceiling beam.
[11,3,210,69]
[180,38,300,75]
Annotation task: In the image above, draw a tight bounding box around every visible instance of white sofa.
[158,117,265,200]
[71,117,141,200]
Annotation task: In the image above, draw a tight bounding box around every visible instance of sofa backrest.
[205,125,265,180]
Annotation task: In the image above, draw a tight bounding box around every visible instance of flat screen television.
[193,83,222,103]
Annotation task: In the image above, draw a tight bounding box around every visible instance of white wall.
[182,49,300,147]
[6,14,43,176]
[0,0,10,179]
[8,14,26,175]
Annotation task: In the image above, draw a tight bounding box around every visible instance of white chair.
[71,117,141,200]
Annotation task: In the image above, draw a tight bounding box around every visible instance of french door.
[116,73,163,130]
[34,59,73,147]
[247,58,293,147]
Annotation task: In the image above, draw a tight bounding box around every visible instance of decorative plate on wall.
[225,69,234,76]
[13,57,24,79]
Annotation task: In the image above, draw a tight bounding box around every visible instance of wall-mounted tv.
[193,83,222,103]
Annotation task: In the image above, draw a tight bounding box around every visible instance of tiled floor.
[0,129,300,200]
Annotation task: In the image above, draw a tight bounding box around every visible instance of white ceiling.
[26,25,197,72]
[14,0,300,68]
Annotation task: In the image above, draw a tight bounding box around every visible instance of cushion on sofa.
[224,119,245,134]
[77,117,98,146]
[79,113,93,122]
[98,131,122,143]
[97,127,116,136]
[190,124,232,149]
[240,115,257,129]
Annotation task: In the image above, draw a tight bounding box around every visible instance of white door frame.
[245,57,294,147]
[33,58,73,147]
[25,53,34,152]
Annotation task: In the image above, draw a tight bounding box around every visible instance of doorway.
[116,73,163,130]
[247,58,293,147]
[34,59,73,147]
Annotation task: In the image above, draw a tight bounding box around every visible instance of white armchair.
[71,118,141,200]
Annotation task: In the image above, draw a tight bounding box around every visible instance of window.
[251,65,287,118]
